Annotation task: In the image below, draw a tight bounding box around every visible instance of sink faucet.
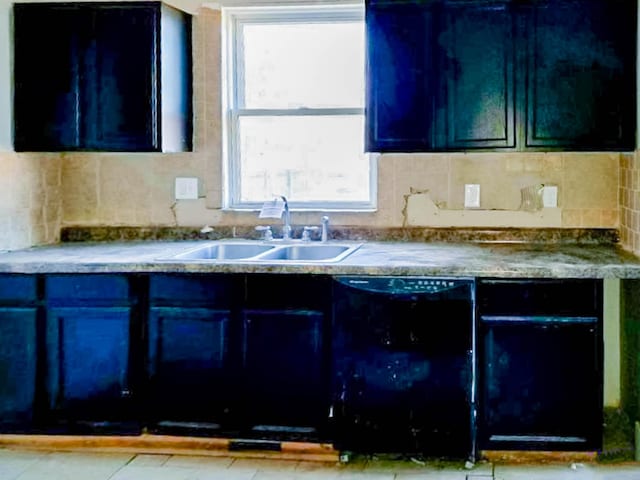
[280,196,292,240]
[321,215,329,242]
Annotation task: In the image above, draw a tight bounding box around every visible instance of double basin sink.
[168,241,361,263]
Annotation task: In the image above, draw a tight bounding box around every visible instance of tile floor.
[0,449,639,480]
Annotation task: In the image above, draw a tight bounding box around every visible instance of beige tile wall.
[58,7,622,233]
[0,152,61,250]
[620,153,640,254]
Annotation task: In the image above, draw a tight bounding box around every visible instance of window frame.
[222,3,377,211]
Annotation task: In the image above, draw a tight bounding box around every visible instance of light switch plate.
[175,177,199,200]
[464,184,480,208]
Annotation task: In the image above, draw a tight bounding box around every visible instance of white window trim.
[222,3,377,212]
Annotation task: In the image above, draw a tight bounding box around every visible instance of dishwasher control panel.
[334,276,473,296]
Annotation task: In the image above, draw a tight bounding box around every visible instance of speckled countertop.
[1,239,640,278]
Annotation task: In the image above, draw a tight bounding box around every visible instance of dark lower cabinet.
[0,308,38,432]
[44,275,139,434]
[240,275,332,441]
[148,307,232,435]
[480,316,601,450]
[147,274,236,436]
[241,309,326,436]
[0,271,609,455]
[45,307,136,433]
[0,275,39,432]
[477,279,603,451]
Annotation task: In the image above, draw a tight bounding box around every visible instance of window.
[223,4,375,210]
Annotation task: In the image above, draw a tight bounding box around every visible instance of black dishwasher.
[331,276,475,459]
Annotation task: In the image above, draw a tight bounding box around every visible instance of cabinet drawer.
[45,275,130,304]
[149,274,234,307]
[0,275,37,304]
[245,275,330,310]
[477,279,601,316]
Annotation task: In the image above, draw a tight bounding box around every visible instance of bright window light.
[224,5,375,210]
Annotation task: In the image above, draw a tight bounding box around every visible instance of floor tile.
[128,453,171,467]
[16,464,123,480]
[40,451,134,466]
[230,458,299,471]
[164,455,234,469]
[0,460,43,480]
[336,472,395,479]
[110,465,202,480]
[592,464,640,479]
[494,464,598,480]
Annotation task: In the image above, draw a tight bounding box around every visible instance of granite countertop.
[1,239,640,278]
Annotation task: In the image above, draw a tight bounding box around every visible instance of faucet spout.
[280,196,292,240]
[321,215,329,242]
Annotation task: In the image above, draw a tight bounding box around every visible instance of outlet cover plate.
[464,184,480,208]
[175,177,199,200]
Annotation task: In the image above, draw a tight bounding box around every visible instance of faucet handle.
[255,225,273,241]
[302,226,319,242]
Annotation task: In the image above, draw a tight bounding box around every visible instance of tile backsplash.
[0,152,61,250]
[621,153,640,255]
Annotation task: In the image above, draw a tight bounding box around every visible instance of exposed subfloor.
[1,449,640,480]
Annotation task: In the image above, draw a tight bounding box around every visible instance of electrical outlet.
[464,184,480,208]
[175,177,199,200]
[542,185,558,208]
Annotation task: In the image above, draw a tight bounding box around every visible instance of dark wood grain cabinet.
[365,0,435,151]
[241,275,331,440]
[437,0,516,149]
[477,279,603,451]
[147,275,237,436]
[14,2,192,152]
[525,0,636,149]
[44,275,140,434]
[0,275,39,432]
[366,0,636,152]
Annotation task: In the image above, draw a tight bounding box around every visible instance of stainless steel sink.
[173,243,275,260]
[167,241,361,263]
[255,244,356,262]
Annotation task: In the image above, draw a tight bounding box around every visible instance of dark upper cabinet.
[366,0,636,152]
[365,1,435,151]
[525,0,636,150]
[14,5,83,150]
[14,2,192,152]
[437,1,516,149]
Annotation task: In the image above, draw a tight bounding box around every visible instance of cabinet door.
[241,310,326,431]
[525,0,636,149]
[480,316,601,450]
[14,4,83,151]
[365,0,434,152]
[0,308,38,431]
[84,4,159,151]
[438,1,515,149]
[46,307,135,432]
[148,307,232,433]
